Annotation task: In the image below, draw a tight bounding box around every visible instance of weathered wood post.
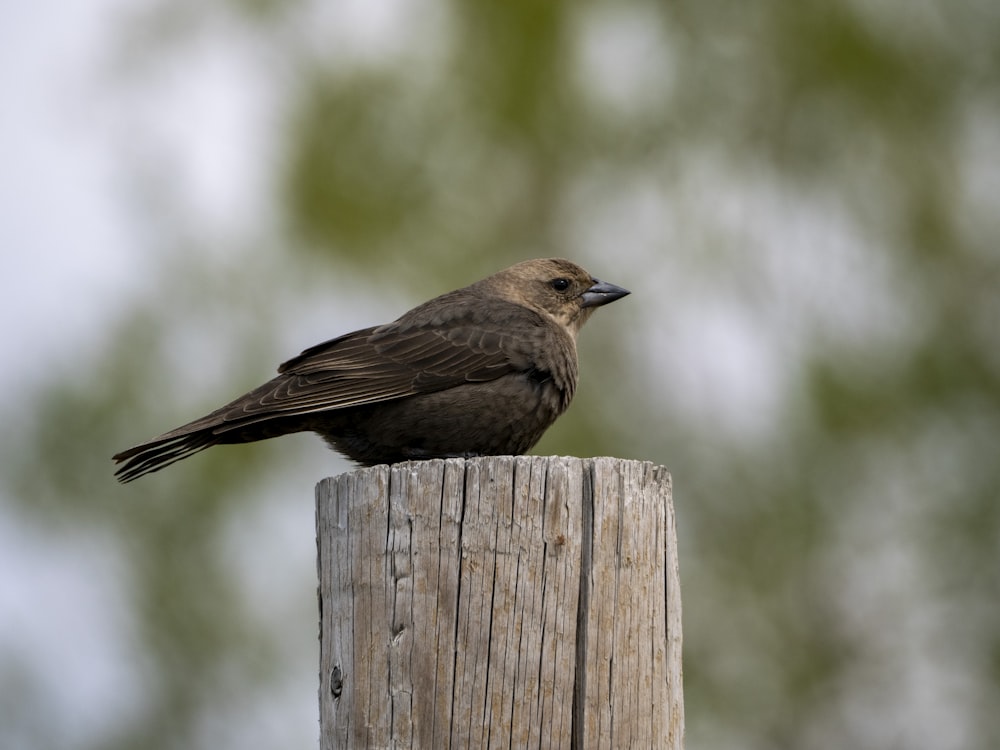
[316,455,682,749]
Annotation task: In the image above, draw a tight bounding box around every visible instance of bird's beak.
[580,278,631,308]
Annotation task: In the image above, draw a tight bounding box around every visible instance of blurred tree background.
[3,0,1000,748]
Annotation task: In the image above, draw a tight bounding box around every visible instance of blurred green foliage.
[4,1,1000,748]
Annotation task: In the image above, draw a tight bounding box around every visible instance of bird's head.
[484,258,630,336]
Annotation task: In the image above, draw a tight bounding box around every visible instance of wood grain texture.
[316,456,682,749]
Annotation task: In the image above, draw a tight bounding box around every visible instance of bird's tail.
[112,430,220,483]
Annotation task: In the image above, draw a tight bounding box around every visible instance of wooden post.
[316,456,683,749]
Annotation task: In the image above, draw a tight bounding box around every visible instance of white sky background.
[2,0,144,369]
[0,2,318,747]
[0,1,989,748]
[1,3,145,745]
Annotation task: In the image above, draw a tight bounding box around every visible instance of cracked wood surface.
[316,456,682,749]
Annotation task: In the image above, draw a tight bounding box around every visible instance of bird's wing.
[151,297,546,439]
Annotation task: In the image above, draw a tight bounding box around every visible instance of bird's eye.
[550,278,571,292]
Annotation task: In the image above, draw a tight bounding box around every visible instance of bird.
[112,258,629,482]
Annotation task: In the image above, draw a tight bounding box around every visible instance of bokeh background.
[4,1,1000,748]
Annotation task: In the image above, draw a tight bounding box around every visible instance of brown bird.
[112,258,629,482]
